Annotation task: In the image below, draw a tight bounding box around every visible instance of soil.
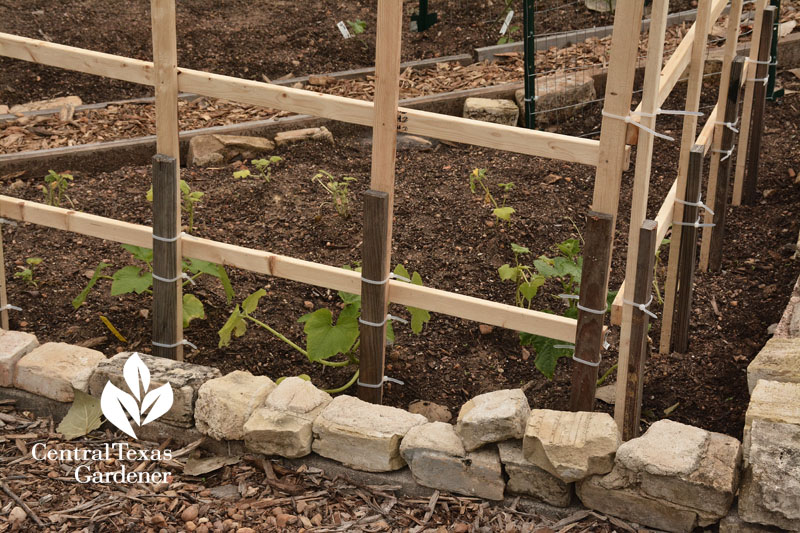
[2,71,799,439]
[0,0,698,107]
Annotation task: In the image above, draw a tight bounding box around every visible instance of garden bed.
[1,72,798,439]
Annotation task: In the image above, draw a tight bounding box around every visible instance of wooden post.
[673,146,705,353]
[659,0,711,354]
[358,192,390,403]
[150,0,182,359]
[359,0,403,403]
[152,155,180,360]
[708,57,746,271]
[742,6,777,205]
[569,211,613,412]
[733,0,769,205]
[699,0,744,272]
[615,0,668,429]
[621,220,658,441]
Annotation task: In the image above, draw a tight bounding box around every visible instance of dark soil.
[0,0,695,106]
[2,72,799,439]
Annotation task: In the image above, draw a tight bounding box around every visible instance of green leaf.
[498,263,520,282]
[406,271,430,334]
[519,275,546,302]
[57,388,103,440]
[510,243,530,255]
[146,187,153,202]
[386,319,395,344]
[534,256,558,278]
[529,335,573,379]
[233,169,251,179]
[73,262,110,309]
[182,294,205,328]
[493,206,515,221]
[26,257,43,266]
[242,289,267,315]
[218,306,247,347]
[110,266,153,296]
[553,256,582,282]
[557,238,581,260]
[121,244,153,264]
[298,305,359,362]
[607,290,619,308]
[185,258,219,276]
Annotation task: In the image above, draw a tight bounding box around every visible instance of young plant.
[497,24,521,45]
[346,19,368,49]
[43,170,73,207]
[146,180,204,233]
[218,264,431,393]
[312,170,356,219]
[498,244,545,309]
[14,257,43,287]
[469,168,515,223]
[233,156,283,183]
[73,245,234,329]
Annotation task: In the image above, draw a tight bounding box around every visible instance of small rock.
[8,179,25,191]
[767,323,778,335]
[187,134,276,167]
[303,300,314,310]
[237,528,256,533]
[308,75,336,86]
[14,342,104,402]
[182,504,200,522]
[457,389,530,451]
[195,371,276,440]
[478,324,494,335]
[275,514,296,528]
[788,168,796,179]
[463,97,519,126]
[8,506,26,524]
[209,485,240,501]
[274,126,334,147]
[453,524,470,533]
[396,134,433,151]
[408,400,452,423]
[0,105,8,115]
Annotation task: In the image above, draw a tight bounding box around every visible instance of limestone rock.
[312,395,426,471]
[738,419,800,530]
[497,440,573,507]
[747,337,800,392]
[790,300,800,337]
[274,127,334,147]
[463,98,519,126]
[187,134,276,167]
[400,422,505,500]
[195,371,276,441]
[244,377,332,458]
[0,330,39,387]
[408,400,452,423]
[89,352,220,427]
[523,410,619,482]
[14,343,105,402]
[456,389,529,451]
[578,419,742,532]
[720,508,784,532]
[396,134,433,151]
[515,70,597,127]
[10,96,82,114]
[743,380,800,460]
[0,105,8,115]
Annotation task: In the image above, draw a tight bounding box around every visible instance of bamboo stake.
[150,0,182,360]
[615,0,669,428]
[659,0,711,355]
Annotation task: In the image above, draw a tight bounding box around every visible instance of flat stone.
[195,371,276,441]
[409,400,452,423]
[244,377,331,458]
[311,395,426,472]
[456,389,530,451]
[400,422,504,500]
[274,126,334,147]
[10,96,82,114]
[186,134,276,167]
[14,343,105,402]
[89,352,220,428]
[497,440,573,507]
[738,419,800,530]
[0,330,39,387]
[463,98,519,126]
[0,105,8,115]
[523,410,619,482]
[516,70,598,127]
[744,380,800,460]
[747,337,800,392]
[187,135,225,167]
[720,508,784,532]
[396,134,433,151]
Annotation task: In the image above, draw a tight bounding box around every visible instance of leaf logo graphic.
[100,353,173,439]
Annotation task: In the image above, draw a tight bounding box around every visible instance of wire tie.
[152,339,198,350]
[712,147,734,161]
[715,118,739,133]
[152,232,186,243]
[745,56,774,66]
[361,272,411,286]
[747,76,769,86]
[602,110,674,141]
[673,216,715,228]
[551,342,603,367]
[152,272,195,285]
[0,304,22,312]
[559,294,607,315]
[574,353,601,367]
[358,375,405,389]
[623,294,658,319]
[358,314,408,328]
[675,195,714,216]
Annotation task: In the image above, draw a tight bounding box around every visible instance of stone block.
[523,410,619,482]
[463,98,519,126]
[187,134,276,167]
[456,389,529,451]
[10,96,82,114]
[720,508,784,533]
[747,337,800,392]
[14,343,105,402]
[274,126,334,147]
[515,70,598,127]
[739,419,800,530]
[0,330,39,387]
[400,422,504,500]
[89,352,220,428]
[311,395,426,472]
[744,380,800,460]
[195,371,276,441]
[243,377,331,458]
[497,440,572,507]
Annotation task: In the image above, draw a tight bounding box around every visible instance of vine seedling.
[146,180,204,233]
[469,168,515,223]
[14,257,43,286]
[346,19,368,49]
[498,244,545,308]
[312,170,356,218]
[233,156,283,183]
[43,170,73,207]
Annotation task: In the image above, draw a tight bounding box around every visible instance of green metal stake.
[523,0,536,129]
[767,0,783,101]
[411,0,438,32]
